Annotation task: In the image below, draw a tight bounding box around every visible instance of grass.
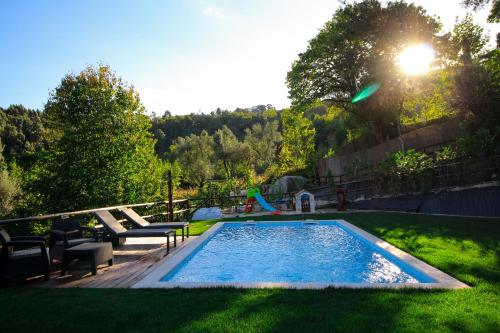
[1,212,499,332]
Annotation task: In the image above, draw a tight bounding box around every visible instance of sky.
[0,0,498,115]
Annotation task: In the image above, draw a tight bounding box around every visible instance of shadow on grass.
[1,286,499,333]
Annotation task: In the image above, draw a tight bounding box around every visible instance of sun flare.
[397,44,435,75]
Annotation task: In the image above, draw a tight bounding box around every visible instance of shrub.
[0,169,20,217]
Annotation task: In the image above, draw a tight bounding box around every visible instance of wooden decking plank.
[25,236,195,289]
[111,238,193,288]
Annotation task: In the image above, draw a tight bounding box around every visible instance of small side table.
[62,242,114,276]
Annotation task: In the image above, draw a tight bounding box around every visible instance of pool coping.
[132,220,468,289]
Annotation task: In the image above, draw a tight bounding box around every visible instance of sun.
[397,44,435,75]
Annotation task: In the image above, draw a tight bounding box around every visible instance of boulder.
[269,176,307,194]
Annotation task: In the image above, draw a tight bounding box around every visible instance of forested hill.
[0,104,282,161]
[151,105,281,156]
[0,105,48,163]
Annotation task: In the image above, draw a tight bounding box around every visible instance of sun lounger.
[93,211,176,255]
[119,207,189,241]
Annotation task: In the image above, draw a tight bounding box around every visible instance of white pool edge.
[132,220,468,289]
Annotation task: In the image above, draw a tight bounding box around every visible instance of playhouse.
[295,189,316,213]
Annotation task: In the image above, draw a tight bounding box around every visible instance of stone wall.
[317,121,460,177]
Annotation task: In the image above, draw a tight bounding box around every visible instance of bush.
[455,127,500,159]
[0,169,20,217]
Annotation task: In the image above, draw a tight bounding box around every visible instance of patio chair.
[93,210,176,255]
[0,228,51,281]
[118,207,189,241]
[49,219,99,262]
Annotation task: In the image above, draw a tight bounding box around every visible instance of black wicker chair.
[0,228,51,281]
[49,219,99,262]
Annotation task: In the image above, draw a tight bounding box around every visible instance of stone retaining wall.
[317,121,460,177]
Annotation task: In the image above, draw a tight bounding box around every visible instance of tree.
[278,109,316,175]
[462,0,500,23]
[39,65,167,211]
[449,17,499,123]
[0,140,20,217]
[286,0,442,110]
[150,105,280,157]
[463,0,500,45]
[449,14,489,67]
[244,121,282,173]
[172,130,215,187]
[213,125,250,179]
[0,105,48,163]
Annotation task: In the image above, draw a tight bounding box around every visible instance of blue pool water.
[162,222,433,284]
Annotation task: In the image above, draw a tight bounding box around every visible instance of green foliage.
[449,14,489,66]
[435,146,458,164]
[278,109,316,176]
[0,141,20,217]
[286,0,450,144]
[151,105,278,157]
[36,65,167,211]
[482,49,500,111]
[244,121,282,173]
[400,70,456,125]
[0,169,20,218]
[0,105,48,164]
[214,125,250,179]
[455,127,500,158]
[462,0,500,23]
[172,121,283,187]
[388,149,434,178]
[309,104,346,157]
[286,0,441,109]
[196,180,235,208]
[450,20,499,124]
[172,130,215,187]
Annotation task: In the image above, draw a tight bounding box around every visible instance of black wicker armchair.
[49,219,99,262]
[0,228,51,281]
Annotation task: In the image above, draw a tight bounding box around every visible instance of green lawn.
[1,212,499,332]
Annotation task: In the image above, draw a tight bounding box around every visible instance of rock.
[269,176,307,194]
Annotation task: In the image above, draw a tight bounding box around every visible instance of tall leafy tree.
[0,105,48,163]
[278,109,316,175]
[286,0,445,145]
[449,16,498,123]
[0,140,20,217]
[449,14,489,67]
[286,0,442,109]
[172,130,215,187]
[40,65,167,211]
[244,121,282,173]
[463,0,500,23]
[213,125,250,179]
[151,105,279,156]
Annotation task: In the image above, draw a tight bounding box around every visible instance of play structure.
[244,188,281,215]
[294,189,316,213]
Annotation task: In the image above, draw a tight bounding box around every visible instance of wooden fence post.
[168,170,174,222]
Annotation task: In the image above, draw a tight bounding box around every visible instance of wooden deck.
[27,236,195,288]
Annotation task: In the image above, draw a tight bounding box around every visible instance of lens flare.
[397,44,435,75]
[352,83,381,104]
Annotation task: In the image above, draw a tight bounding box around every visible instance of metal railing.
[333,155,500,201]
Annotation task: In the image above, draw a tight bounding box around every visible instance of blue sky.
[1,0,498,115]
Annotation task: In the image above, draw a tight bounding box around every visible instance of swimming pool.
[134,220,467,289]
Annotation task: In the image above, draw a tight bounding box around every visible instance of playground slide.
[254,193,279,213]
